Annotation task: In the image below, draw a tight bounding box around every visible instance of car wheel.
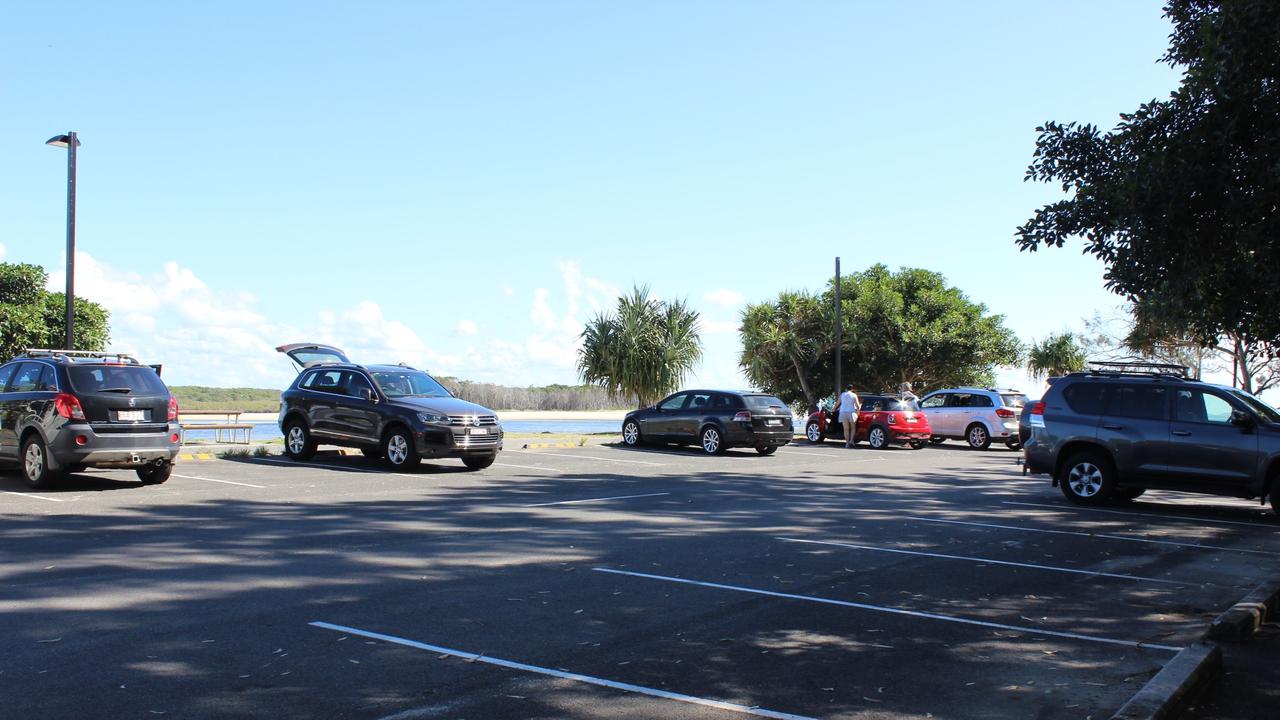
[755,445,778,456]
[284,421,316,461]
[462,454,496,470]
[136,461,173,485]
[965,423,992,450]
[700,426,725,455]
[21,435,60,490]
[909,440,927,450]
[622,420,643,447]
[1115,487,1146,501]
[1059,450,1116,505]
[1005,439,1021,450]
[805,421,825,444]
[929,437,945,445]
[383,426,420,469]
[868,426,889,450]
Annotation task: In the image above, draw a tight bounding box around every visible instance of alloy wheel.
[623,422,639,446]
[1068,462,1105,497]
[24,442,45,480]
[806,423,822,442]
[702,428,721,454]
[287,427,306,455]
[386,434,410,465]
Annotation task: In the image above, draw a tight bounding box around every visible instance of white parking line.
[775,537,1183,585]
[511,450,664,466]
[251,457,386,474]
[2,491,63,502]
[525,492,670,507]
[1002,501,1280,529]
[173,473,266,489]
[309,621,816,720]
[593,568,1182,652]
[906,516,1273,555]
[495,462,562,473]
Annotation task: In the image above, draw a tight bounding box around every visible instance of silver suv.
[918,387,1028,450]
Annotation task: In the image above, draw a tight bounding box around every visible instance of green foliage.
[170,386,282,412]
[1027,332,1087,381]
[578,285,703,408]
[740,265,1022,408]
[1016,0,1280,354]
[0,262,111,361]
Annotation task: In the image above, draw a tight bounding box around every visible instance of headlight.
[417,411,450,425]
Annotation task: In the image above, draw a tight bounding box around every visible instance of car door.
[1098,384,1170,481]
[919,392,946,436]
[643,393,689,441]
[5,362,57,450]
[300,369,346,438]
[0,362,18,458]
[676,392,715,440]
[1166,388,1258,490]
[329,371,382,444]
[940,393,971,436]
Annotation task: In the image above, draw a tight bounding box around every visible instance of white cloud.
[703,288,745,309]
[0,242,7,260]
[530,288,558,330]
[456,319,478,336]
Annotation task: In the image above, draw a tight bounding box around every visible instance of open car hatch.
[277,343,350,372]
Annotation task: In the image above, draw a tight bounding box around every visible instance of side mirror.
[1230,409,1254,429]
[359,387,375,402]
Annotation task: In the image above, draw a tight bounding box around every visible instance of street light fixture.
[46,131,80,350]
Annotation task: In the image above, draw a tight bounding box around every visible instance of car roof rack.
[1084,360,1191,379]
[20,348,142,365]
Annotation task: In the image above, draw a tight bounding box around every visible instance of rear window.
[1061,382,1108,415]
[1001,394,1028,408]
[69,365,168,395]
[744,395,788,412]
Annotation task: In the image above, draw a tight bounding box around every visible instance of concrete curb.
[523,441,585,449]
[1203,578,1280,642]
[1110,642,1222,720]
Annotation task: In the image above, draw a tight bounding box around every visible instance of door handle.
[1102,424,1122,431]
[1172,430,1192,437]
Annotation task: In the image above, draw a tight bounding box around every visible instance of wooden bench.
[179,410,254,444]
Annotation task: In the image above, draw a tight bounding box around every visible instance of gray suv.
[0,349,182,488]
[1022,362,1280,513]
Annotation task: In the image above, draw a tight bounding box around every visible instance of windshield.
[371,370,453,399]
[1227,388,1280,424]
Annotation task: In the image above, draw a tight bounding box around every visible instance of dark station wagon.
[621,389,793,455]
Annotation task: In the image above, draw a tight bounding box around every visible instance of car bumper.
[888,428,931,444]
[416,425,504,458]
[47,423,183,470]
[727,425,793,447]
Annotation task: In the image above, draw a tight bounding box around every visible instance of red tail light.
[995,407,1016,418]
[1029,401,1045,416]
[54,393,86,420]
[733,411,752,423]
[168,396,180,422]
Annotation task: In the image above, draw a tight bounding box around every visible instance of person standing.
[837,384,860,448]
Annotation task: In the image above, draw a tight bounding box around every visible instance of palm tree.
[578,286,703,408]
[739,291,830,407]
[1027,332,1086,381]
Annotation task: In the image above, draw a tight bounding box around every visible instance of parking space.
[3,441,1277,718]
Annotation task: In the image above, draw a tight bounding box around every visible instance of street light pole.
[47,131,79,350]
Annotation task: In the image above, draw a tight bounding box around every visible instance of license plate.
[468,427,488,435]
[117,410,145,422]
[766,419,782,426]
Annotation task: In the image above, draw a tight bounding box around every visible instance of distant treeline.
[171,382,627,412]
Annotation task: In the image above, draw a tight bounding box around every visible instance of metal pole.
[64,131,78,350]
[834,257,841,398]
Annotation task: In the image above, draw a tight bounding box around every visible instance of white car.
[917,387,1029,449]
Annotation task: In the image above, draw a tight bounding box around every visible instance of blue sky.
[1,2,1182,393]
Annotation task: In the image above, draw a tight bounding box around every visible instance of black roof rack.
[1084,360,1191,379]
[20,348,142,365]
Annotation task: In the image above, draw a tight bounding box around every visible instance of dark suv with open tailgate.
[0,349,181,488]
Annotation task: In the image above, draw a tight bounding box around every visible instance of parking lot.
[3,440,1277,719]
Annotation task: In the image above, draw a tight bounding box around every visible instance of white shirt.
[838,390,858,418]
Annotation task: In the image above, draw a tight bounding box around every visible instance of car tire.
[868,426,889,450]
[622,420,643,447]
[965,423,992,450]
[382,426,420,469]
[284,420,316,461]
[1059,449,1116,505]
[805,421,825,444]
[136,461,173,485]
[929,437,945,445]
[755,445,777,456]
[20,435,60,490]
[462,454,496,470]
[909,440,927,450]
[1005,439,1021,450]
[700,426,726,455]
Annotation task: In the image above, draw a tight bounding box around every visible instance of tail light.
[733,411,752,423]
[887,414,897,424]
[995,407,1016,418]
[1029,401,1045,416]
[54,393,86,420]
[167,396,180,422]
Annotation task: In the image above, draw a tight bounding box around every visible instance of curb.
[1110,642,1222,720]
[1203,578,1280,642]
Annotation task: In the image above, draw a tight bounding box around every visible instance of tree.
[1016,0,1280,354]
[740,265,1022,407]
[0,262,111,360]
[577,286,703,408]
[1026,332,1087,382]
[739,291,832,408]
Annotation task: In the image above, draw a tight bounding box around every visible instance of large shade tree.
[1016,0,1280,363]
[740,265,1022,408]
[578,286,702,408]
[0,262,109,360]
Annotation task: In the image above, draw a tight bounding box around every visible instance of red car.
[805,393,932,449]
